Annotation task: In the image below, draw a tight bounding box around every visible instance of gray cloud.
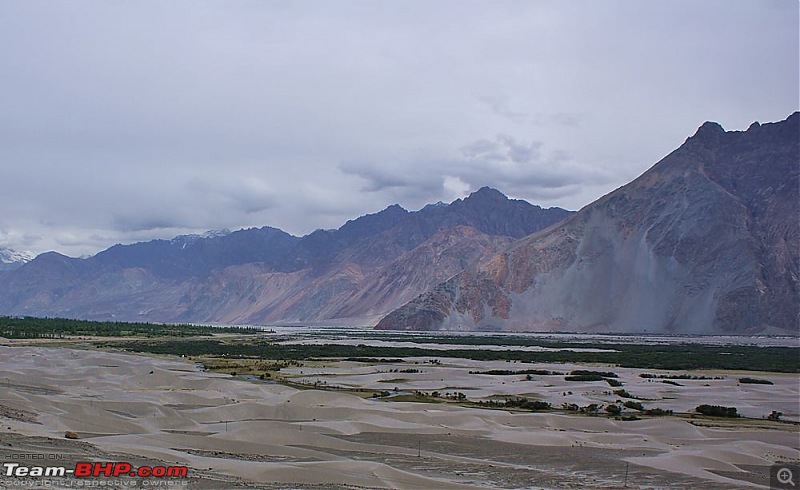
[477,95,530,124]
[477,95,581,128]
[341,134,613,210]
[0,0,796,256]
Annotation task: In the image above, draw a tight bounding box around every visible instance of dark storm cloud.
[0,0,796,256]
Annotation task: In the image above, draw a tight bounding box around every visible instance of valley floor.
[0,342,797,489]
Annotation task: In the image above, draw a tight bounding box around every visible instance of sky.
[0,0,797,257]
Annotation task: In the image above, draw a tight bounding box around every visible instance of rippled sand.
[0,344,797,488]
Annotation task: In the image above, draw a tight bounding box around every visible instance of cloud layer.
[0,0,797,256]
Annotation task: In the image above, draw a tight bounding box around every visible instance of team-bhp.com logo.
[4,461,188,478]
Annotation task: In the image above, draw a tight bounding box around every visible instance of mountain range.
[1,113,797,334]
[377,113,799,334]
[0,188,571,325]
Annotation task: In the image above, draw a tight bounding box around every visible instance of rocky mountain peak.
[378,112,799,334]
[688,120,726,146]
[462,186,509,205]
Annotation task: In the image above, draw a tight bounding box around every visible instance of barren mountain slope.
[377,113,799,334]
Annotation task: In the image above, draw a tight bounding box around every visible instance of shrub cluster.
[738,377,773,385]
[643,408,673,416]
[469,369,562,376]
[640,373,722,380]
[571,370,618,378]
[565,370,619,383]
[561,403,601,414]
[623,401,644,411]
[695,404,739,418]
[345,358,403,363]
[477,398,551,411]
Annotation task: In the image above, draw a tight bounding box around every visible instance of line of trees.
[0,316,257,339]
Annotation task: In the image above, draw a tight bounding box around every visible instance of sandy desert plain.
[0,328,798,489]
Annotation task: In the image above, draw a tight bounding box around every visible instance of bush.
[512,399,551,411]
[640,373,722,380]
[606,404,622,415]
[570,370,618,378]
[565,375,605,382]
[346,358,404,363]
[580,403,600,414]
[476,398,550,411]
[533,401,552,410]
[613,389,634,399]
[470,369,561,376]
[606,378,623,387]
[695,404,739,418]
[767,411,783,421]
[623,401,644,411]
[643,408,673,416]
[739,377,773,385]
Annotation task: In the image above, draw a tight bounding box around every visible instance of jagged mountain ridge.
[377,113,800,334]
[0,188,572,323]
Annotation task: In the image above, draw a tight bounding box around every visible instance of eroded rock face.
[377,113,800,334]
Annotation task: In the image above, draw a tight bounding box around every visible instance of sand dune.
[0,345,797,488]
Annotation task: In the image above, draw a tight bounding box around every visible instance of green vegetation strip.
[468,369,563,376]
[105,338,800,372]
[0,316,257,339]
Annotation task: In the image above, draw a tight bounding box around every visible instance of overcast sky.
[1,0,797,257]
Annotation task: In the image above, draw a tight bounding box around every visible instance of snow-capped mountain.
[170,229,232,248]
[0,248,35,271]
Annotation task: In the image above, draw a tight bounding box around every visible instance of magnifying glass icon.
[778,467,796,487]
